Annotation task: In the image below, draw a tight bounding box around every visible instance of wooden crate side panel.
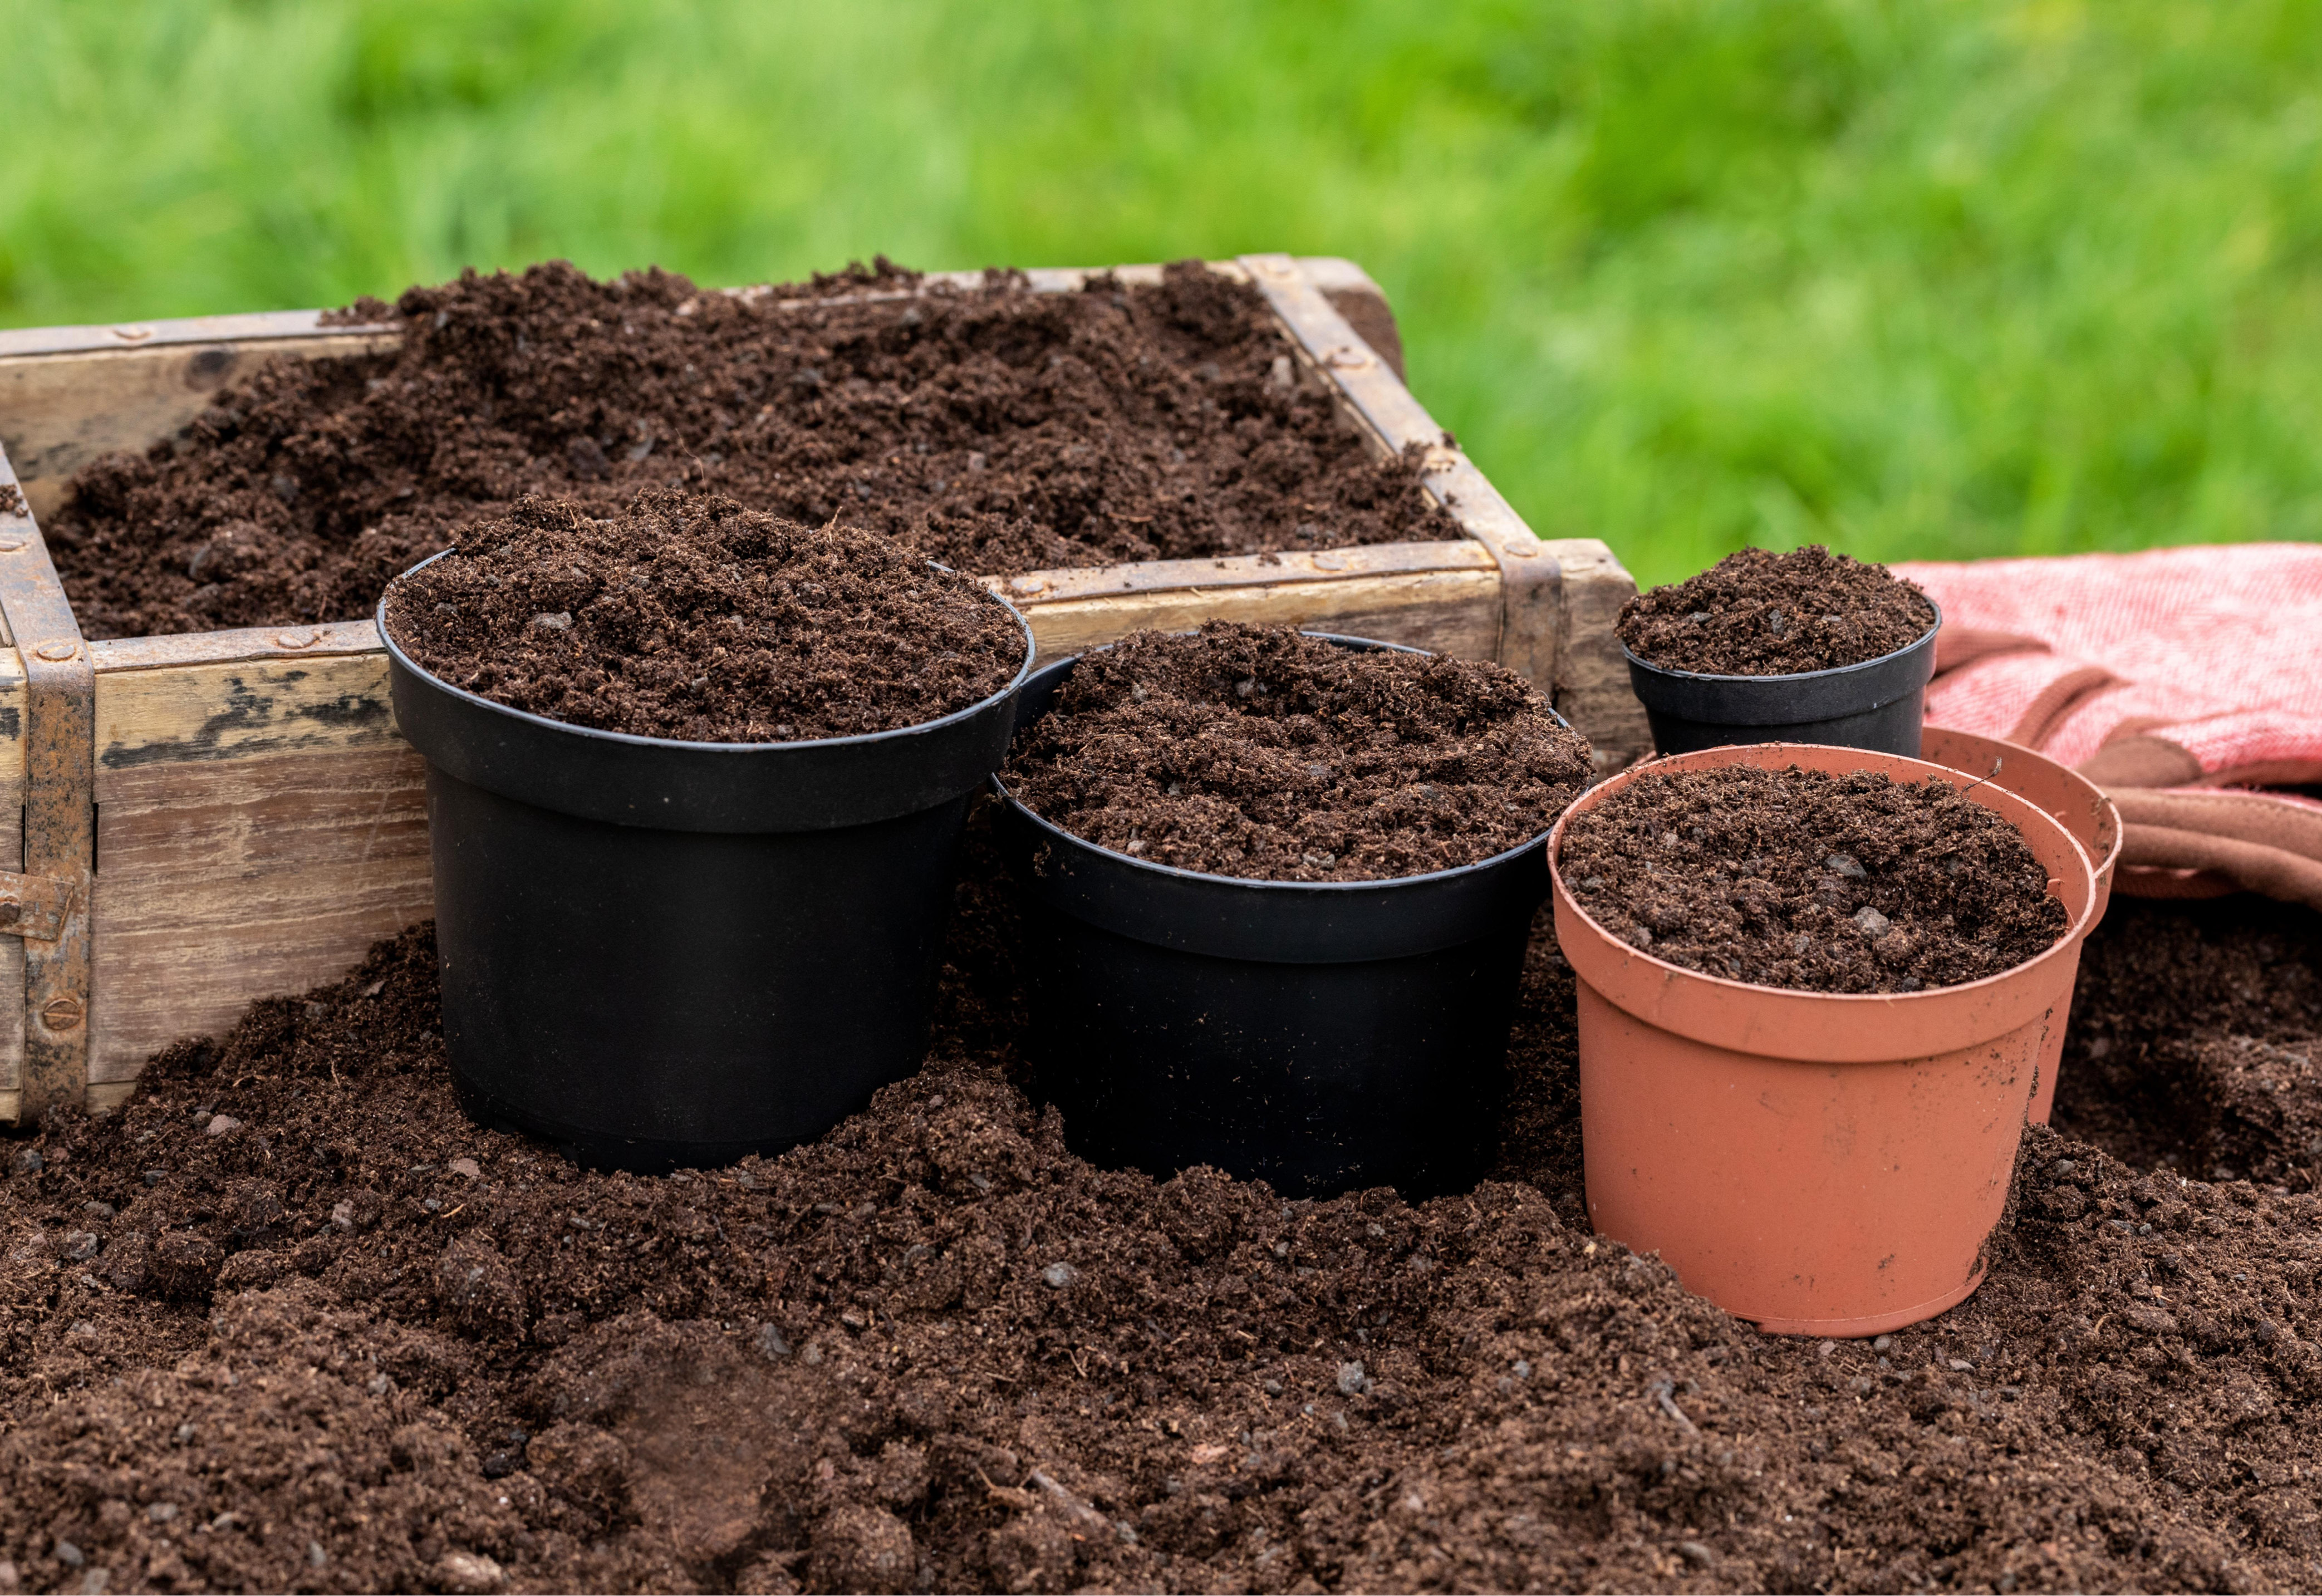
[85,641,429,1087]
[0,336,399,520]
[89,745,431,1083]
[1019,568,1500,662]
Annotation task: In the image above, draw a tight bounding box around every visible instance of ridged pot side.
[380,564,1035,1174]
[1550,743,2097,1337]
[1623,608,1940,759]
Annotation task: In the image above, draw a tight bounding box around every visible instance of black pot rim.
[377,546,1036,757]
[1618,601,1941,689]
[994,630,1565,901]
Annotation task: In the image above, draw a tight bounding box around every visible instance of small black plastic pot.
[381,555,1033,1175]
[1623,602,1941,757]
[993,635,1562,1200]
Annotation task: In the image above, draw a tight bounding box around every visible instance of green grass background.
[5,0,2319,586]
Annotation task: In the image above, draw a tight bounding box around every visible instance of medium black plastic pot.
[993,635,1563,1200]
[1622,602,1941,757]
[380,555,1033,1175]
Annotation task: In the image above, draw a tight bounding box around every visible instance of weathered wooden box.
[0,254,1647,1124]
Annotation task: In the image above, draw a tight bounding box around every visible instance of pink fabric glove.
[1892,544,2322,909]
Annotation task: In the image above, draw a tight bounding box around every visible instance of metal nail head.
[41,996,85,1031]
[33,641,78,662]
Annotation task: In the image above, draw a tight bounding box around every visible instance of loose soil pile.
[1618,545,1937,676]
[382,492,1024,743]
[4,827,2321,1593]
[47,259,1464,641]
[1000,624,1594,882]
[1558,765,2070,993]
[2052,896,2322,1191]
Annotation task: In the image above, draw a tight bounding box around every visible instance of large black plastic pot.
[380,557,1034,1175]
[1623,602,1941,757]
[993,635,1564,1199]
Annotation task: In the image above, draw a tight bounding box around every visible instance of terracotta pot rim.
[1549,743,2098,1059]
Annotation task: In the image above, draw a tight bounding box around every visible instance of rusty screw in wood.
[275,631,321,650]
[40,996,85,1031]
[1009,576,1049,596]
[1323,346,1376,370]
[33,641,78,662]
[0,902,18,927]
[111,325,155,343]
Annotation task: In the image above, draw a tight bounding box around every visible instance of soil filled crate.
[0,254,1650,1126]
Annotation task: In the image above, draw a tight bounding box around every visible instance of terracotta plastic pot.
[1920,726,2122,1127]
[1551,743,2097,1337]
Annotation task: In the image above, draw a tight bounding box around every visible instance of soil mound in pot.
[1619,544,1937,675]
[47,258,1464,640]
[1558,763,2069,992]
[1000,622,1594,882]
[383,490,1023,743]
[4,838,2321,1592]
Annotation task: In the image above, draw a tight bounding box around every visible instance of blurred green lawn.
[5,0,2319,587]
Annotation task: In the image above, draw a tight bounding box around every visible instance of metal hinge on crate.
[0,448,96,1126]
[0,870,75,941]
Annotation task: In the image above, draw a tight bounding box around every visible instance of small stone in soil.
[1853,906,1891,936]
[1338,1361,1371,1396]
[757,1323,792,1359]
[1041,1261,1078,1289]
[204,1114,242,1136]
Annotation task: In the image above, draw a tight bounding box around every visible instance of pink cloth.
[1892,543,2322,907]
[1894,543,2322,785]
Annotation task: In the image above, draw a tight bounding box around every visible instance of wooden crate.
[0,254,1647,1124]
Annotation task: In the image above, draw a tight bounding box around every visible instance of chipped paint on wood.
[94,652,400,779]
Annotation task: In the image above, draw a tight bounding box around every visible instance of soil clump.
[1619,544,1937,675]
[382,492,1024,743]
[46,259,1462,640]
[1000,623,1594,882]
[1558,764,2069,993]
[2,823,2320,1591]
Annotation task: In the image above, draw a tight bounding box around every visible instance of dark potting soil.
[46,259,1464,641]
[1617,544,1937,676]
[4,829,2322,1592]
[381,492,1024,743]
[1558,765,2069,993]
[999,623,1595,883]
[2051,896,2322,1192]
